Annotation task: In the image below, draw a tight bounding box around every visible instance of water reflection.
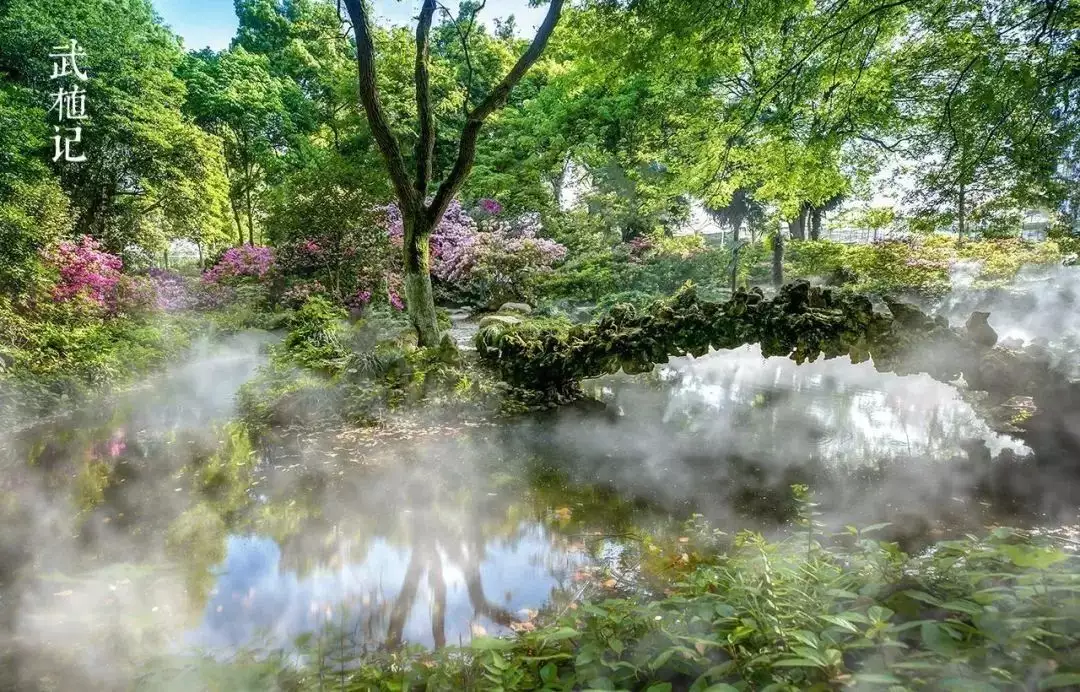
[2,328,1076,690]
[193,526,587,652]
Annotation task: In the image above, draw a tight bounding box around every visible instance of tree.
[0,0,232,255]
[179,47,306,246]
[341,0,565,345]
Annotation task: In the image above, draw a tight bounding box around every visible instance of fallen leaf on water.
[678,536,690,543]
[553,507,572,521]
[603,578,617,589]
[53,590,72,597]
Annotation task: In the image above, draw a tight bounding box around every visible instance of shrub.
[203,245,275,284]
[44,235,123,313]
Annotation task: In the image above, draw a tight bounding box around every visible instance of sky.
[151,0,549,51]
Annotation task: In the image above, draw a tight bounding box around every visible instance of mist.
[3,266,1080,689]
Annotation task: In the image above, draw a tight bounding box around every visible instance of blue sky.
[151,0,548,51]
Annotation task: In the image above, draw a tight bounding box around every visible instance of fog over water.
[2,267,1080,689]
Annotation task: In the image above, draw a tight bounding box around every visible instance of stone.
[964,311,997,348]
[478,315,522,329]
[497,302,533,315]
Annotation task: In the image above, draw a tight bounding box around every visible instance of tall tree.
[0,0,231,254]
[341,0,565,345]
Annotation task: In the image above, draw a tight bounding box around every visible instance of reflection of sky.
[598,345,1026,465]
[190,525,587,651]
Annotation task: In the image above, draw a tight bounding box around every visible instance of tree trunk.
[810,207,823,240]
[245,181,255,246]
[772,229,784,287]
[403,213,441,347]
[789,205,808,240]
[957,183,966,247]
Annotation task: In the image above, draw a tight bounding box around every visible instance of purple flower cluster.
[478,198,503,215]
[46,235,123,309]
[346,289,373,309]
[148,269,197,312]
[204,245,275,284]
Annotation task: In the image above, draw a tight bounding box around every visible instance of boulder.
[479,314,522,329]
[964,311,998,348]
[497,302,532,315]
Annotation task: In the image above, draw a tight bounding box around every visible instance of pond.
[1,301,1077,689]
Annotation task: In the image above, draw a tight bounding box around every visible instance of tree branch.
[414,0,437,197]
[342,0,417,209]
[427,0,565,223]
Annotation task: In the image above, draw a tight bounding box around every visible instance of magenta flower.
[478,198,503,215]
[204,245,275,284]
[46,235,123,310]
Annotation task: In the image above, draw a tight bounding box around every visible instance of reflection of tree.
[383,502,516,650]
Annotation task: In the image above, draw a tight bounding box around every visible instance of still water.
[0,324,1071,689]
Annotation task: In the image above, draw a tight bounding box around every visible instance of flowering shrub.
[45,235,123,311]
[204,245,275,284]
[346,288,373,310]
[384,200,566,306]
[282,280,328,309]
[148,269,196,312]
[113,275,158,316]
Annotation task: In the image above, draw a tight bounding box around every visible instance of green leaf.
[609,638,624,655]
[702,686,740,692]
[646,685,673,692]
[940,600,982,616]
[921,622,959,657]
[860,523,893,534]
[650,649,675,670]
[827,588,859,599]
[540,662,558,684]
[789,630,819,648]
[471,636,514,651]
[543,627,582,642]
[902,590,942,607]
[820,614,859,633]
[772,658,824,668]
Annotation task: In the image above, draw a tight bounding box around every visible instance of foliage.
[0,295,199,421]
[385,200,568,307]
[0,0,232,252]
[203,245,276,284]
[282,296,349,372]
[786,237,1064,297]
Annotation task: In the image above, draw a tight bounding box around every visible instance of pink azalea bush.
[45,235,123,311]
[204,245,275,284]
